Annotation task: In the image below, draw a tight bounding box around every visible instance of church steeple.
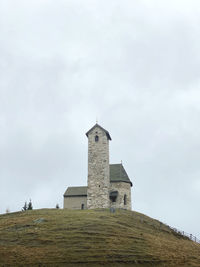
[86,123,111,209]
[86,123,111,140]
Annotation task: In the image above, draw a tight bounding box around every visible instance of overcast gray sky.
[0,0,200,238]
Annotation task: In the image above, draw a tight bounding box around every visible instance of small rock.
[33,218,45,224]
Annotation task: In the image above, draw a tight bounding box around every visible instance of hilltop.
[0,209,200,266]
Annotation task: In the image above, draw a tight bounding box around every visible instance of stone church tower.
[63,123,132,210]
[86,124,112,209]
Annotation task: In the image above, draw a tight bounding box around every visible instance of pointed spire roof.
[86,123,112,140]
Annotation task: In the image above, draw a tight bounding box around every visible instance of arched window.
[109,191,118,203]
[95,135,99,142]
[124,194,127,205]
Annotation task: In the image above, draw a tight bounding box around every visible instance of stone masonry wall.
[64,196,87,210]
[110,182,132,210]
[87,126,110,209]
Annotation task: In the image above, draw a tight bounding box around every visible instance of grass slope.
[0,209,200,266]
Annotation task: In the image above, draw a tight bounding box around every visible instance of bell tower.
[86,123,111,209]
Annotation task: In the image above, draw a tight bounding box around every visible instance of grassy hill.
[0,209,200,266]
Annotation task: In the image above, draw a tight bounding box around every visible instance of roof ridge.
[86,123,112,140]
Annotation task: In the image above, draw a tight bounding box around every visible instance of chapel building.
[63,123,133,210]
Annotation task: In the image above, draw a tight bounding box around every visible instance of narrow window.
[95,135,99,142]
[124,194,127,205]
[81,204,84,210]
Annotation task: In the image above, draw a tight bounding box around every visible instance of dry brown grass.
[0,209,199,266]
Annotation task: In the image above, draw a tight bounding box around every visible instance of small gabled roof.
[110,164,133,186]
[64,186,87,197]
[86,123,112,140]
